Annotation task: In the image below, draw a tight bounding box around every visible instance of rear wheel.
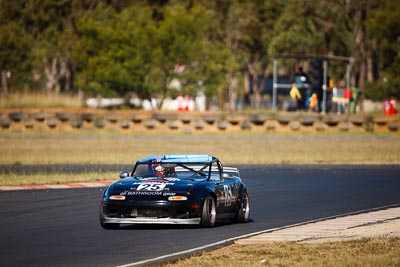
[99,205,120,230]
[200,195,216,227]
[236,192,250,223]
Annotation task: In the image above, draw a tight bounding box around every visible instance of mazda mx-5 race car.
[100,154,250,229]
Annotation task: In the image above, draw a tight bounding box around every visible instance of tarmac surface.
[1,165,400,266]
[2,181,400,246]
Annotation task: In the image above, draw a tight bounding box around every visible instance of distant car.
[100,154,250,229]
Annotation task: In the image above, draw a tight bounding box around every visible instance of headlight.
[168,196,187,201]
[109,195,126,200]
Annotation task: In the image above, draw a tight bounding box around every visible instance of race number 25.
[137,183,166,191]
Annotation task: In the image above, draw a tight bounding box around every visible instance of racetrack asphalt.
[1,164,400,266]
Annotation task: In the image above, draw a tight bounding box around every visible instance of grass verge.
[0,171,116,186]
[162,238,400,267]
[1,131,399,186]
[1,132,400,165]
[0,92,83,109]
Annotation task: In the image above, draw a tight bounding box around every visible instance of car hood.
[107,177,205,195]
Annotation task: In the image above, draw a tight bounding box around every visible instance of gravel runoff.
[236,206,400,244]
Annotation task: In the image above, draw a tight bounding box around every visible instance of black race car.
[100,154,250,229]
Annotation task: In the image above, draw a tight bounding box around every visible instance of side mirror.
[222,172,233,179]
[119,171,130,179]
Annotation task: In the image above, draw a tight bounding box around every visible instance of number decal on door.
[223,185,232,206]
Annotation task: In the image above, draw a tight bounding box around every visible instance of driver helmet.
[153,164,164,174]
[152,159,165,177]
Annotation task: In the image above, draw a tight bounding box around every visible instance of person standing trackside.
[290,83,302,110]
[293,66,310,110]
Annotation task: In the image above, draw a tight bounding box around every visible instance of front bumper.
[102,216,201,225]
[101,199,202,225]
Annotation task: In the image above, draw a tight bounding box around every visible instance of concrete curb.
[236,206,400,245]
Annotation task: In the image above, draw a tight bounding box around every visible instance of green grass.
[1,132,400,165]
[0,92,83,109]
[0,171,116,186]
[1,131,400,186]
[163,238,400,267]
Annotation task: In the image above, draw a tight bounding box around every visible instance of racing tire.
[99,206,119,230]
[236,192,250,223]
[200,195,216,227]
[100,221,120,230]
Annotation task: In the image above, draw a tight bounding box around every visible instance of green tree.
[1,0,398,109]
[240,0,285,109]
[73,3,155,98]
[74,2,214,109]
[365,0,400,99]
[146,3,211,108]
[0,22,33,95]
[269,0,353,55]
[198,0,285,110]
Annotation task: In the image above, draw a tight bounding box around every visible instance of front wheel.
[236,192,250,223]
[200,195,216,227]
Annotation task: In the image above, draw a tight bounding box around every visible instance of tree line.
[0,0,399,110]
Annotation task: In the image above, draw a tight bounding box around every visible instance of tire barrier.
[8,112,25,122]
[153,113,177,123]
[289,121,301,131]
[0,118,11,129]
[339,121,351,132]
[193,120,205,130]
[323,114,342,127]
[299,114,317,126]
[266,120,277,131]
[388,121,399,132]
[94,119,106,129]
[217,120,230,130]
[22,119,35,129]
[202,114,219,125]
[0,110,399,133]
[33,112,48,122]
[275,113,296,125]
[81,113,95,122]
[55,112,71,122]
[119,120,130,129]
[46,118,58,128]
[240,120,252,130]
[167,120,179,130]
[70,118,83,129]
[226,114,241,125]
[250,113,268,126]
[349,114,365,126]
[104,113,119,123]
[130,114,144,124]
[179,114,193,124]
[143,119,157,129]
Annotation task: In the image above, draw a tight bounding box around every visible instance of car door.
[220,175,239,214]
[211,164,226,214]
[214,161,238,214]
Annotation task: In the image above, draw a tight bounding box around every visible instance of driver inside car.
[153,164,165,177]
[153,164,176,177]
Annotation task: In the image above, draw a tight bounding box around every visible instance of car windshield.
[132,163,221,180]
